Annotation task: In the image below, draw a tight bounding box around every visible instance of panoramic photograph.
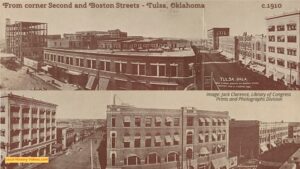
[0,0,299,90]
[0,91,299,169]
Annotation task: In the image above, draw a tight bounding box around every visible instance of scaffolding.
[5,18,48,63]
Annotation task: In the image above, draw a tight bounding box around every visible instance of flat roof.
[44,48,195,58]
[0,93,57,107]
[266,10,300,20]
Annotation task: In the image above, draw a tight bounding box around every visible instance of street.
[0,64,57,90]
[33,131,103,169]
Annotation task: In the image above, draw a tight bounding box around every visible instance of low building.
[0,93,57,167]
[56,127,75,150]
[288,123,300,139]
[43,48,195,90]
[229,120,289,159]
[106,104,230,169]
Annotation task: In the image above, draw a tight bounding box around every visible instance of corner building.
[0,93,57,167]
[106,105,229,169]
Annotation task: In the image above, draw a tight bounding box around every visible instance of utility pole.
[192,46,204,90]
[91,139,93,169]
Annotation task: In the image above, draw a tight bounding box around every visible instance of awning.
[275,72,285,80]
[123,116,131,123]
[250,64,266,73]
[199,118,205,123]
[270,142,276,148]
[212,118,218,123]
[150,81,178,86]
[97,78,110,90]
[212,133,217,140]
[200,147,210,155]
[41,65,52,71]
[174,135,180,142]
[260,145,268,152]
[198,134,204,141]
[134,135,141,139]
[155,117,162,123]
[165,136,172,143]
[165,117,173,123]
[145,136,151,139]
[155,136,162,143]
[205,118,211,123]
[52,143,63,149]
[65,70,81,76]
[86,76,96,90]
[211,157,228,169]
[123,136,131,142]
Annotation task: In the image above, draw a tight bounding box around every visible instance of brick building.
[229,120,289,159]
[207,28,230,50]
[106,104,230,169]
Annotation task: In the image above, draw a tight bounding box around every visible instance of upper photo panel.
[0,0,299,90]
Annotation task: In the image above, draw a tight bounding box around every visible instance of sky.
[2,91,300,122]
[0,0,299,40]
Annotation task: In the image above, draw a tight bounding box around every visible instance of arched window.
[167,152,179,162]
[145,153,161,164]
[186,148,193,159]
[112,153,116,166]
[127,155,141,165]
[187,131,193,144]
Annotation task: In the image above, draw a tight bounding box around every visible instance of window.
[99,60,111,71]
[0,106,4,112]
[145,136,151,147]
[92,60,96,69]
[268,36,275,42]
[186,148,193,159]
[268,57,275,64]
[287,36,297,43]
[277,35,285,42]
[174,118,180,126]
[115,62,127,73]
[155,134,161,147]
[135,117,141,127]
[75,58,80,66]
[69,58,73,65]
[87,60,92,68]
[187,131,193,144]
[268,25,275,32]
[277,25,285,31]
[124,135,130,148]
[80,59,84,67]
[165,117,172,127]
[66,57,70,64]
[111,133,116,148]
[112,153,116,166]
[112,117,116,127]
[145,153,160,164]
[123,116,130,127]
[287,61,297,70]
[159,65,166,76]
[287,49,297,56]
[287,23,296,31]
[268,46,275,53]
[187,117,193,126]
[127,156,141,165]
[0,130,4,136]
[134,137,141,148]
[205,131,209,142]
[277,47,285,54]
[212,131,217,142]
[167,152,179,162]
[155,117,161,127]
[199,132,204,143]
[0,118,5,124]
[277,59,285,67]
[170,64,178,77]
[150,65,157,76]
[145,118,152,127]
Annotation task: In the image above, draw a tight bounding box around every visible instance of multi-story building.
[5,18,47,69]
[56,127,75,150]
[237,33,253,66]
[0,93,57,167]
[106,104,230,169]
[249,35,267,75]
[265,10,300,86]
[288,122,300,139]
[229,120,289,159]
[218,36,238,61]
[43,48,196,90]
[207,28,230,50]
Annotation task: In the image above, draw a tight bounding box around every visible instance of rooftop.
[0,93,57,107]
[44,48,195,58]
[266,9,300,20]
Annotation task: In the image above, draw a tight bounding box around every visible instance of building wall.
[207,28,230,50]
[106,105,229,169]
[43,48,195,90]
[0,94,57,165]
[218,36,238,61]
[266,11,300,85]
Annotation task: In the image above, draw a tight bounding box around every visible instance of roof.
[44,48,195,58]
[266,10,300,20]
[0,93,57,107]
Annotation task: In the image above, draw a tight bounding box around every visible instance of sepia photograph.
[0,0,299,90]
[0,91,300,169]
